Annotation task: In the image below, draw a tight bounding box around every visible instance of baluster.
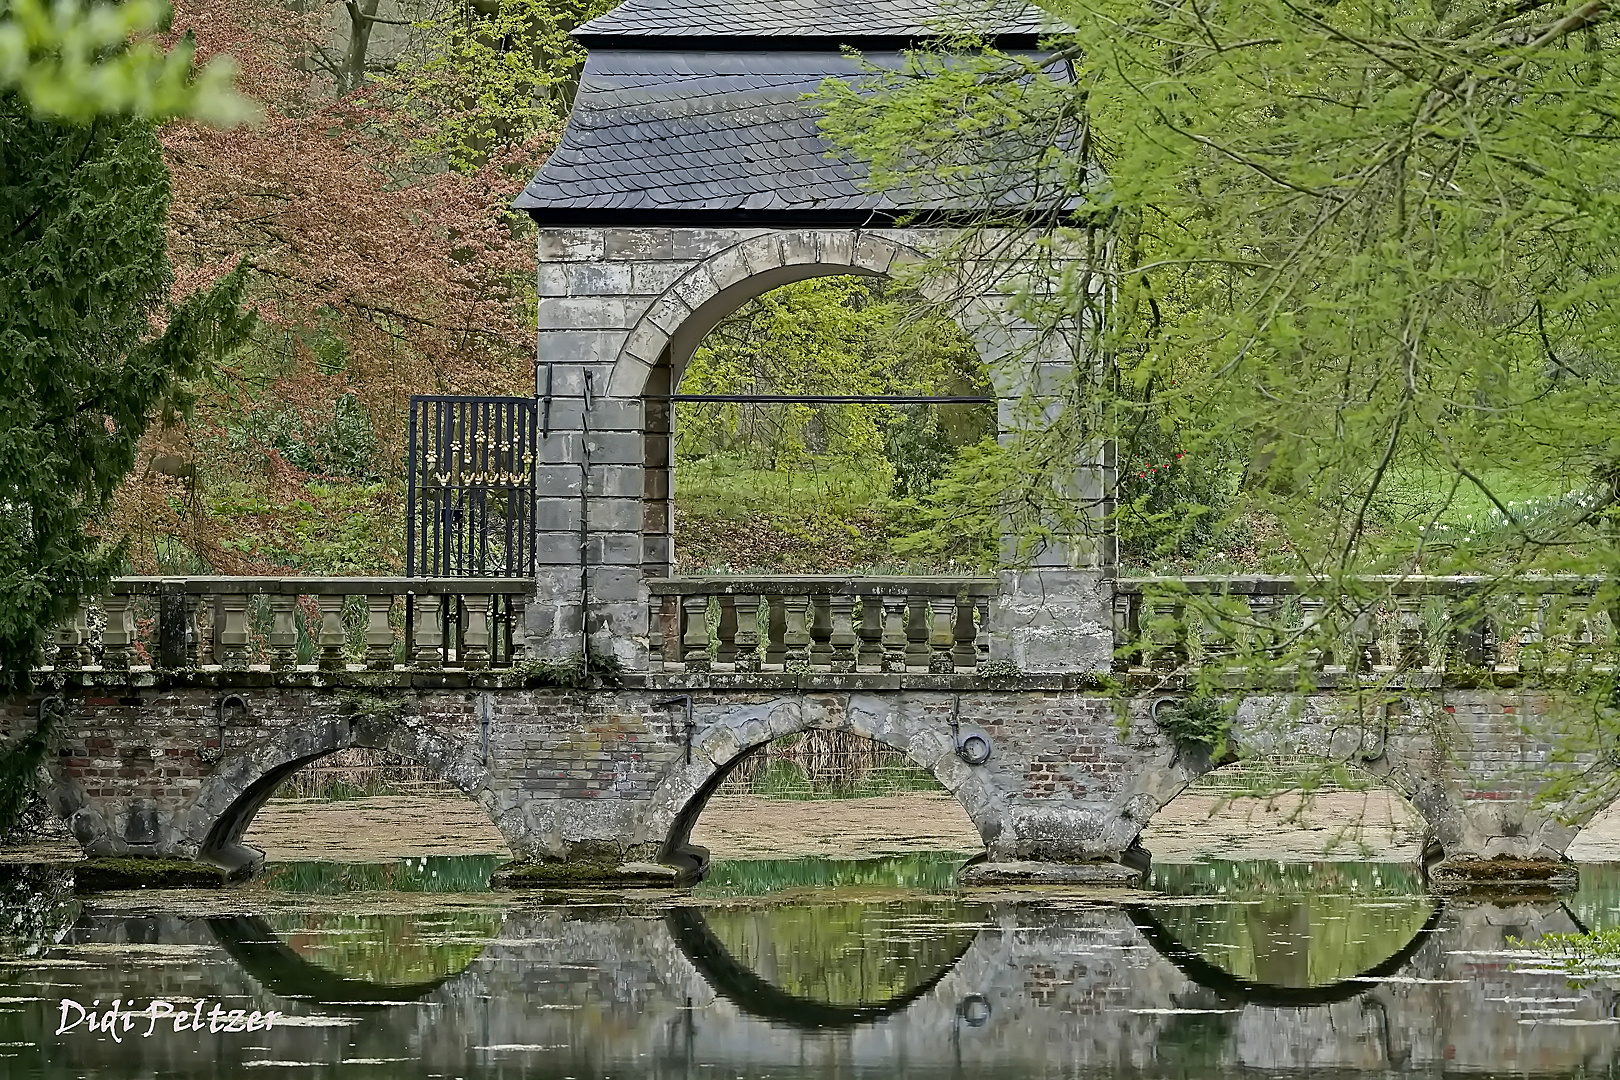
[316,594,347,671]
[217,593,250,671]
[733,594,761,673]
[681,594,711,672]
[1571,600,1600,670]
[101,593,134,671]
[714,595,738,667]
[53,602,85,670]
[828,595,857,672]
[808,596,832,669]
[195,595,216,666]
[1113,591,1143,671]
[856,596,884,670]
[765,596,788,667]
[783,595,811,666]
[269,594,299,671]
[1247,592,1282,662]
[413,594,444,668]
[462,594,491,669]
[1348,607,1381,673]
[507,595,528,665]
[952,594,978,670]
[647,595,668,670]
[1298,596,1330,671]
[974,595,992,664]
[365,594,395,670]
[1148,596,1187,671]
[881,596,907,673]
[1517,592,1547,674]
[1201,594,1244,666]
[905,597,931,670]
[928,596,956,673]
[1395,594,1428,670]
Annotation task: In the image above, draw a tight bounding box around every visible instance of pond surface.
[3,856,1620,1078]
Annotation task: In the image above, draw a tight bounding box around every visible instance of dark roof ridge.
[574,0,1064,42]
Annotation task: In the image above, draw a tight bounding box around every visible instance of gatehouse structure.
[5,0,1619,889]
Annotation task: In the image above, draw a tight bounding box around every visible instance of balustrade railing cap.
[647,575,996,595]
[109,576,535,595]
[1116,574,1606,596]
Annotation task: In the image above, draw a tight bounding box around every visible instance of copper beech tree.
[115,0,562,576]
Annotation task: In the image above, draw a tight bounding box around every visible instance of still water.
[3,855,1620,1078]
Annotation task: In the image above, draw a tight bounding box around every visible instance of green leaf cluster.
[0,0,253,123]
[375,0,615,171]
[819,0,1620,582]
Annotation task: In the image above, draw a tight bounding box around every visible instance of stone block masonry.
[5,669,1612,885]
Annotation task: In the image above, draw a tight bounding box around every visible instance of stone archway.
[179,712,505,876]
[636,693,1000,877]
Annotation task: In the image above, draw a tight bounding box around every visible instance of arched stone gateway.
[511,0,1113,675]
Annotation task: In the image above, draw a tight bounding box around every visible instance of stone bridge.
[8,571,1619,887]
[10,0,1620,889]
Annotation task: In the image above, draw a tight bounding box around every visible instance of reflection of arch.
[646,698,994,875]
[1126,901,1445,1007]
[207,915,481,1007]
[666,905,977,1028]
[182,713,503,876]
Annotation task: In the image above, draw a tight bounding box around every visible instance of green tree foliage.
[0,0,251,122]
[0,97,251,692]
[679,276,990,471]
[376,0,616,171]
[673,277,997,571]
[819,0,1620,584]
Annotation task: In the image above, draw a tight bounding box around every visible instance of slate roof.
[513,0,1071,226]
[575,0,1057,42]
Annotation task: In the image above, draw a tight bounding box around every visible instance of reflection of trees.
[1145,896,1435,988]
[698,901,980,1006]
[265,911,501,987]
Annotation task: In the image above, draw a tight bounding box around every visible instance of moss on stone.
[1429,856,1579,896]
[74,858,230,892]
[489,858,679,889]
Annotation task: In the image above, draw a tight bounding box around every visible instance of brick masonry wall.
[3,678,1610,872]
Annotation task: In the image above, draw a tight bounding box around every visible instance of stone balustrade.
[1115,574,1615,678]
[45,577,533,673]
[42,572,1620,682]
[646,577,998,675]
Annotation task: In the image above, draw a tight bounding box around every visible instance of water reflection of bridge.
[21,892,1609,1078]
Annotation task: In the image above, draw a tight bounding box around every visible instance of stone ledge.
[1428,857,1579,895]
[490,859,681,889]
[73,858,233,892]
[959,860,1142,887]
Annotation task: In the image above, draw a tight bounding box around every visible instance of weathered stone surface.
[959,860,1141,886]
[5,671,1609,887]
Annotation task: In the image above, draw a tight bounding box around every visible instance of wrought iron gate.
[406,395,537,577]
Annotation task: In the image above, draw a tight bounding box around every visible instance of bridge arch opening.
[654,717,993,876]
[684,730,983,864]
[187,715,510,875]
[1134,756,1432,869]
[637,261,997,577]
